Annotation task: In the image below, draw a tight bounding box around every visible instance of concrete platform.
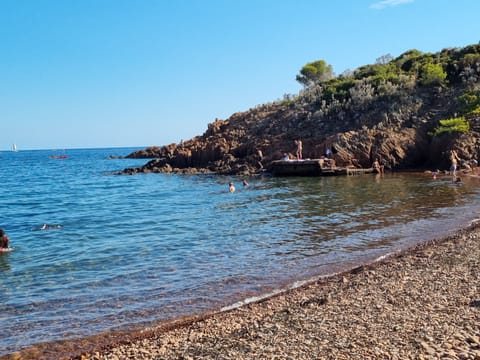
[270,159,374,177]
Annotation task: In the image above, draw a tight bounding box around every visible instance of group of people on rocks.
[429,150,477,182]
[449,150,478,175]
[285,140,477,181]
[281,139,304,161]
[227,141,478,191]
[283,139,337,163]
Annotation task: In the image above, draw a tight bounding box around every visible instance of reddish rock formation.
[124,95,480,176]
[123,44,480,176]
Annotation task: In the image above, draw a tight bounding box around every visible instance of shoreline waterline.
[6,219,480,360]
[81,220,480,359]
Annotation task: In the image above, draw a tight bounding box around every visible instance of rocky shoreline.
[58,222,480,360]
[117,47,480,177]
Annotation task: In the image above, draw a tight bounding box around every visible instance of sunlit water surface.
[1,148,480,355]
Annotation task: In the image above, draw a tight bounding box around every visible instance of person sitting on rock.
[372,158,384,174]
[470,159,478,174]
[462,163,472,174]
[348,157,360,168]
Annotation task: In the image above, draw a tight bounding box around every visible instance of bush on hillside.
[458,91,480,114]
[419,63,447,86]
[429,117,470,137]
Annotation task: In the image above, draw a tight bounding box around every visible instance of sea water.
[1,148,480,355]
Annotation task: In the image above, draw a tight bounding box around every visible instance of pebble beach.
[61,221,480,360]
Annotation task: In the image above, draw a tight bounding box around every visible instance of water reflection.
[244,173,479,261]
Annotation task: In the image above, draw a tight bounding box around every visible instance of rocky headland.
[123,44,480,176]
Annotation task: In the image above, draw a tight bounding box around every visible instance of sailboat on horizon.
[12,143,18,152]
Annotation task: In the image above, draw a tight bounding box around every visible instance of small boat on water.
[12,144,18,152]
[49,149,68,159]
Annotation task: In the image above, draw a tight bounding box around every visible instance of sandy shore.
[5,222,480,360]
[61,222,479,360]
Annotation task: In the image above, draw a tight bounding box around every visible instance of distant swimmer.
[229,182,236,193]
[242,179,249,187]
[34,224,63,231]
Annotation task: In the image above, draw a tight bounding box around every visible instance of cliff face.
[124,45,480,175]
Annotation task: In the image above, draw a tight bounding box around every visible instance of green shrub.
[419,63,447,86]
[472,106,480,114]
[429,116,470,137]
[458,92,480,113]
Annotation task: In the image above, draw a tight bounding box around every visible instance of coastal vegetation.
[293,44,480,117]
[429,117,470,137]
[125,43,480,175]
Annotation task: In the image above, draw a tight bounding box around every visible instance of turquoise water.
[1,148,480,355]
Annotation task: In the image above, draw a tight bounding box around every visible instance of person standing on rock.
[256,149,264,170]
[295,139,303,160]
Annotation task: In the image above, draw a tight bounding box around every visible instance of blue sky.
[1,0,479,150]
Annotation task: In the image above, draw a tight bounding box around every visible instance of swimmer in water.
[228,182,235,193]
[36,224,63,231]
[0,228,10,248]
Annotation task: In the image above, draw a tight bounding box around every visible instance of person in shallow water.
[0,228,10,248]
[229,182,235,193]
[449,150,459,177]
